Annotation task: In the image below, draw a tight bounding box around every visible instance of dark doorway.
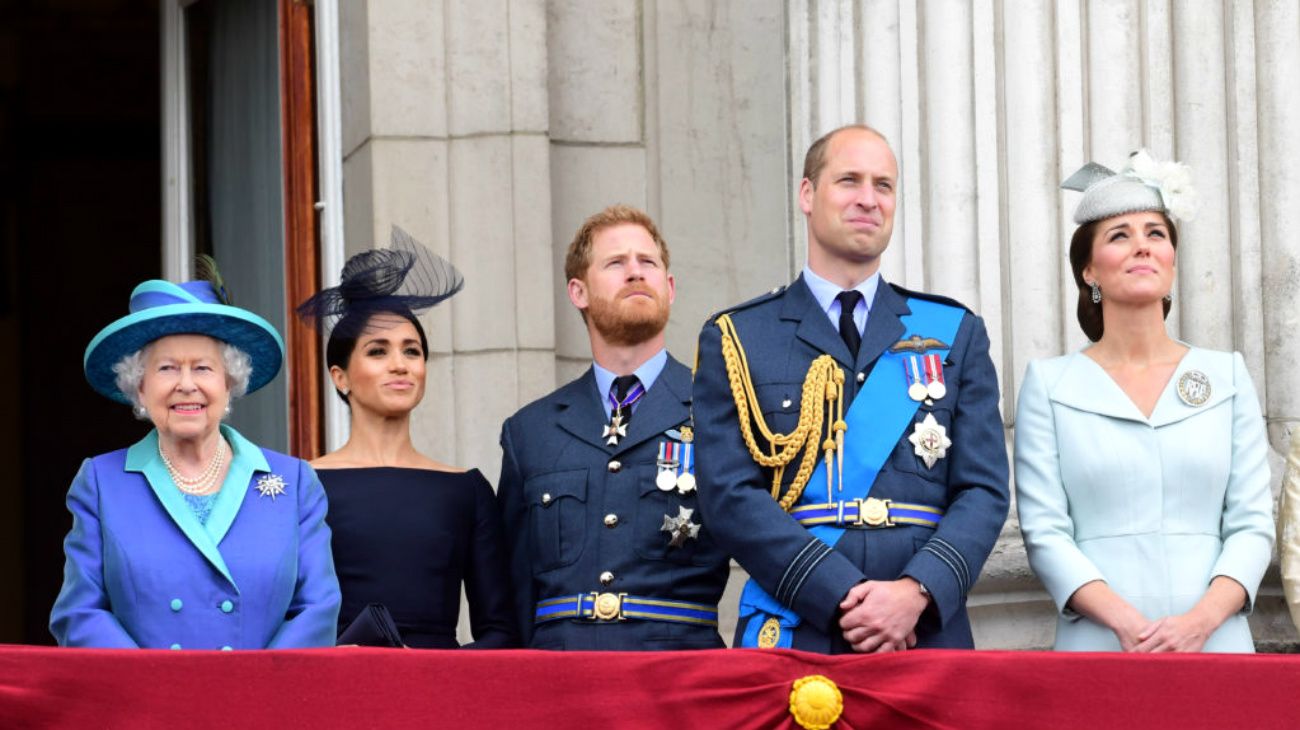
[0,0,161,644]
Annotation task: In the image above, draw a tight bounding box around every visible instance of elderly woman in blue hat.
[50,264,341,649]
[1014,151,1272,652]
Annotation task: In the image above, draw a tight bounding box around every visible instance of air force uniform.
[497,352,730,650]
[692,272,1009,652]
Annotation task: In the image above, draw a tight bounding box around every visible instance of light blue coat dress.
[50,425,341,650]
[1015,348,1272,652]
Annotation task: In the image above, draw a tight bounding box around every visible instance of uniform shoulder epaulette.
[707,283,789,324]
[888,282,973,315]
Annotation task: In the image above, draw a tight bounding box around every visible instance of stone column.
[789,0,1300,648]
[340,0,554,479]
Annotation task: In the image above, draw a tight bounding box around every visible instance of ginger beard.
[584,281,670,347]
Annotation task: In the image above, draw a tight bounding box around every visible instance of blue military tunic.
[692,276,1009,651]
[497,354,730,650]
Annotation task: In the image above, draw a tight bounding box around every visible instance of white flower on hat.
[1125,149,1198,222]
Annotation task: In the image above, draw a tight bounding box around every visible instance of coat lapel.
[785,276,856,369]
[125,430,236,587]
[1149,348,1236,428]
[612,356,692,457]
[1048,352,1152,423]
[555,368,616,451]
[856,281,908,372]
[204,424,264,550]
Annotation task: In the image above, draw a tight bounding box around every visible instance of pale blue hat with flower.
[1062,150,1198,225]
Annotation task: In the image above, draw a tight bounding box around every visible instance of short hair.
[325,307,430,405]
[1068,212,1178,342]
[802,124,890,188]
[563,204,670,284]
[113,340,253,418]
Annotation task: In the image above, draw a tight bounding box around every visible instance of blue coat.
[1015,348,1273,651]
[497,355,730,650]
[50,426,341,649]
[692,276,1009,651]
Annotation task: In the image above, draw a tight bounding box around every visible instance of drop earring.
[1089,281,1102,304]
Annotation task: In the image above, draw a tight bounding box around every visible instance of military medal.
[255,473,287,500]
[924,353,947,400]
[907,413,951,469]
[1177,369,1211,407]
[603,379,647,446]
[656,441,680,491]
[603,414,628,446]
[661,506,701,548]
[676,442,696,494]
[904,355,928,401]
[757,617,782,648]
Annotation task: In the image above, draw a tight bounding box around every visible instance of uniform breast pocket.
[633,465,713,566]
[524,469,588,573]
[754,381,805,436]
[890,407,953,485]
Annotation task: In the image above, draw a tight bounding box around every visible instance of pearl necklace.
[159,438,228,496]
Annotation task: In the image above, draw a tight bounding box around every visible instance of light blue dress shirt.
[593,348,668,414]
[801,266,879,336]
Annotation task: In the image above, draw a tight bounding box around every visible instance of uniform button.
[170,598,183,612]
[170,643,182,650]
[541,493,552,505]
[604,514,619,528]
[781,398,792,409]
[599,571,615,586]
[220,600,234,613]
[607,460,622,473]
[856,372,866,383]
[221,646,233,652]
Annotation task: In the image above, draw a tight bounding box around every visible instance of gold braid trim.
[716,314,845,512]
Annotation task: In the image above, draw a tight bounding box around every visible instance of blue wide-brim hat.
[84,279,285,404]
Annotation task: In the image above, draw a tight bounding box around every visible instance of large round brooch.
[1177,369,1211,407]
[789,675,843,730]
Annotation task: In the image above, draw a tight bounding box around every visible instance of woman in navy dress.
[299,227,516,648]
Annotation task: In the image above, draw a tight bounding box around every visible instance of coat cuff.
[781,538,866,632]
[902,538,973,628]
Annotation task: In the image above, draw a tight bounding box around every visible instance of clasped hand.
[837,579,928,653]
[1117,612,1212,653]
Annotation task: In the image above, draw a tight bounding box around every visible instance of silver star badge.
[255,474,287,500]
[603,414,628,446]
[907,413,952,469]
[660,506,701,548]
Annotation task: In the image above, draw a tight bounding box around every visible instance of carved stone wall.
[338,0,1300,648]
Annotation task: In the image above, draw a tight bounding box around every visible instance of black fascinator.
[297,225,464,335]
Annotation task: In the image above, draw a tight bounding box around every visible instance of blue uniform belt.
[535,593,718,626]
[789,497,944,528]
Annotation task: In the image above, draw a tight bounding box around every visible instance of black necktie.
[610,374,641,425]
[836,290,863,357]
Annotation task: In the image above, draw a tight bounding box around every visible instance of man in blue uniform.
[498,204,730,650]
[693,126,1009,653]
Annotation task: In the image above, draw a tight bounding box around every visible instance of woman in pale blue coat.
[1015,152,1272,652]
[50,264,341,649]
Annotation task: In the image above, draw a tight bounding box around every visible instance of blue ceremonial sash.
[738,297,964,648]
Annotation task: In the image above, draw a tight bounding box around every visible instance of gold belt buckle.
[856,497,892,527]
[590,592,626,621]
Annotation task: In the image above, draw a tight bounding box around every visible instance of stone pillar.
[340,0,554,480]
[789,0,1300,649]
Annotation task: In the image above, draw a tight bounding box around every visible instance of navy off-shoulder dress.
[319,467,517,648]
